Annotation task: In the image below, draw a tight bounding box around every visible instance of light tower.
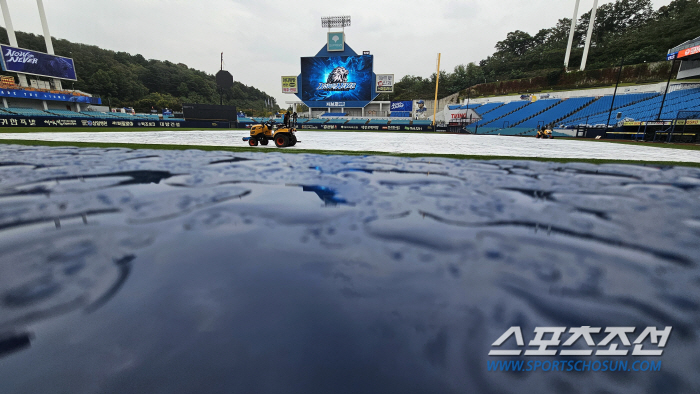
[321,15,350,53]
[36,0,61,90]
[563,0,581,70]
[580,0,599,71]
[0,0,63,89]
[0,0,28,87]
[564,0,599,72]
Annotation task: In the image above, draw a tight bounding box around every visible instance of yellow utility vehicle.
[243,120,298,148]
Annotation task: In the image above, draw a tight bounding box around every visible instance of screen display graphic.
[300,55,373,106]
[0,45,77,81]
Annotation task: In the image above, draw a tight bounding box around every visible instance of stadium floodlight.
[580,0,599,71]
[321,16,351,29]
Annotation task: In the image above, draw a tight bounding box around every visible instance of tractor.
[243,120,298,148]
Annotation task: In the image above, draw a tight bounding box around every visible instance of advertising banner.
[327,32,345,52]
[0,115,232,128]
[376,74,394,93]
[0,87,100,104]
[0,45,77,80]
[300,55,374,107]
[414,100,428,119]
[445,105,476,123]
[304,123,433,131]
[390,101,412,112]
[281,76,298,94]
[677,45,700,59]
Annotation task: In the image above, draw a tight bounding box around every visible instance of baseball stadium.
[0,1,699,394]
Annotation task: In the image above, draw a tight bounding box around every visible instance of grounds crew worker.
[544,124,553,139]
[292,112,298,128]
[284,110,291,128]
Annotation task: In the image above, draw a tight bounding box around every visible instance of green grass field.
[1,138,698,168]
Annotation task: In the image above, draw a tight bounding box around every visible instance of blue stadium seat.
[474,102,504,115]
[345,119,369,125]
[467,101,530,131]
[559,92,659,126]
[4,107,58,117]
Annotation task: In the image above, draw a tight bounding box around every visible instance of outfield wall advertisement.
[296,123,433,131]
[0,116,232,128]
[281,76,298,94]
[300,55,374,108]
[0,45,77,81]
[390,101,412,112]
[376,74,394,93]
[0,87,101,104]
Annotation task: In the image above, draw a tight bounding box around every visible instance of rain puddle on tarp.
[0,145,699,394]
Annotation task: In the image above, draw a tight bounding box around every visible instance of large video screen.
[0,45,77,81]
[300,55,373,105]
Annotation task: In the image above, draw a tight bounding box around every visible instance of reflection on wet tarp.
[0,332,31,358]
[301,185,350,206]
[0,145,699,394]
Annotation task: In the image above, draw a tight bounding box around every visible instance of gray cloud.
[0,0,674,106]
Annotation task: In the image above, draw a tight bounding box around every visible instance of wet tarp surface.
[0,145,699,394]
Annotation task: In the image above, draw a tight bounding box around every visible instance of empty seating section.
[79,111,169,121]
[4,107,58,117]
[27,87,686,130]
[461,103,481,110]
[45,109,86,118]
[563,89,700,126]
[474,102,504,115]
[616,88,700,123]
[469,101,529,129]
[559,92,657,126]
[345,119,369,125]
[305,118,328,125]
[518,97,594,128]
[0,107,176,120]
[496,99,561,128]
[657,88,700,118]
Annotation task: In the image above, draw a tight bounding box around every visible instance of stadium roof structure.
[669,36,700,54]
[668,36,700,61]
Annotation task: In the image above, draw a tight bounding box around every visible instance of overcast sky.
[0,0,675,106]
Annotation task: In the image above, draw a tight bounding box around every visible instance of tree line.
[391,0,700,100]
[0,27,279,115]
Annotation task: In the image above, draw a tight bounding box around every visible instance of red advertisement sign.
[677,44,700,59]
